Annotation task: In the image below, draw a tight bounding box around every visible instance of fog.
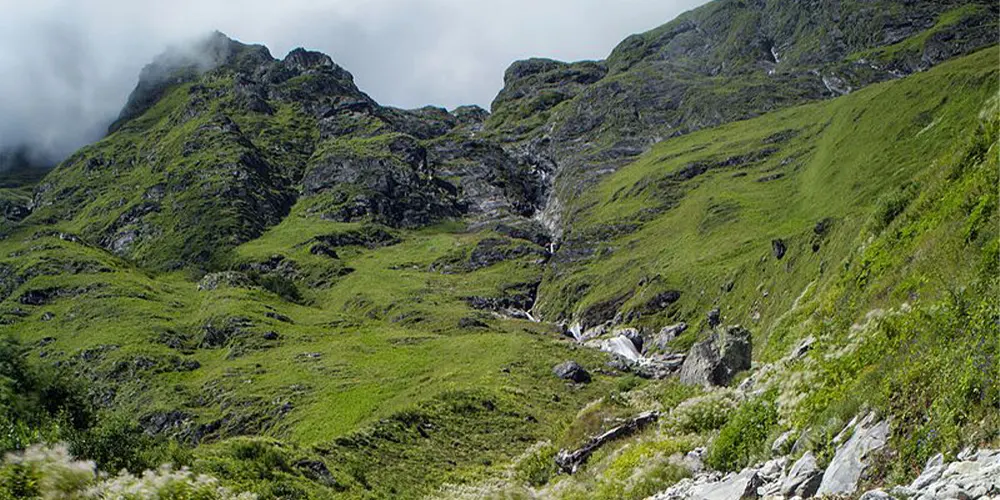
[0,0,708,166]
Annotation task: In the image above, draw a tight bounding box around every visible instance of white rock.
[859,489,893,500]
[601,335,643,362]
[690,469,763,500]
[817,413,890,497]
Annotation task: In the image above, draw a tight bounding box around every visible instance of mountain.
[0,0,997,498]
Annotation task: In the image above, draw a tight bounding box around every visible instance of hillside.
[0,0,997,498]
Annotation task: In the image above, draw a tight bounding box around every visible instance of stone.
[858,489,893,500]
[782,451,823,498]
[678,325,752,387]
[708,307,722,328]
[772,239,787,259]
[909,453,945,490]
[654,322,688,350]
[817,413,890,497]
[553,361,591,383]
[772,430,796,456]
[601,335,643,363]
[691,469,763,500]
[789,336,816,360]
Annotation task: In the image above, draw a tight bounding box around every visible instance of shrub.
[663,390,739,435]
[705,397,779,471]
[512,441,557,487]
[0,444,254,499]
[0,335,91,454]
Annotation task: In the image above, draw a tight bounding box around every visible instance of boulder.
[781,451,823,497]
[553,361,591,383]
[654,322,687,350]
[772,239,787,259]
[771,430,796,456]
[678,326,752,387]
[817,412,890,497]
[600,335,643,362]
[707,308,722,328]
[909,453,945,490]
[858,490,893,500]
[690,469,763,500]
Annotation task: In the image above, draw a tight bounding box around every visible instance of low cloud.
[0,0,707,165]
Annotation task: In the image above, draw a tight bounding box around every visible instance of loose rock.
[553,361,591,383]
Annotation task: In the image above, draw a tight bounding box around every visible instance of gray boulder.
[817,412,890,497]
[771,430,796,456]
[678,326,752,387]
[707,308,722,328]
[781,451,823,497]
[858,490,893,500]
[553,361,591,383]
[690,469,762,500]
[653,322,687,351]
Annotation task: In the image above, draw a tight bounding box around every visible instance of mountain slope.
[0,0,997,498]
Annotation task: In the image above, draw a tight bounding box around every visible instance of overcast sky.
[0,0,708,164]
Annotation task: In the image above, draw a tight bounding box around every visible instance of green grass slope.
[538,46,998,354]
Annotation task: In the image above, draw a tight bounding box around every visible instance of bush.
[68,412,190,474]
[664,390,739,435]
[705,397,778,471]
[512,441,557,487]
[0,444,254,499]
[867,181,920,234]
[0,335,91,454]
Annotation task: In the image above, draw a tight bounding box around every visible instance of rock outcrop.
[678,325,753,387]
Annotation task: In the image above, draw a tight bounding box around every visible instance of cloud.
[0,0,708,165]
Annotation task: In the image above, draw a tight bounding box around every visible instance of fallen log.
[555,411,660,474]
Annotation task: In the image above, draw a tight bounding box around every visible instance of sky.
[0,0,708,165]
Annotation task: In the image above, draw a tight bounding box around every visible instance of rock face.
[678,325,752,387]
[552,361,591,383]
[817,412,891,496]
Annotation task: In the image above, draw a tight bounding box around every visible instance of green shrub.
[512,441,557,487]
[0,444,254,499]
[0,335,91,454]
[664,390,739,435]
[868,181,920,234]
[68,412,189,474]
[705,397,779,471]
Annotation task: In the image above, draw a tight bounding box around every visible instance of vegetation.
[0,0,995,495]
